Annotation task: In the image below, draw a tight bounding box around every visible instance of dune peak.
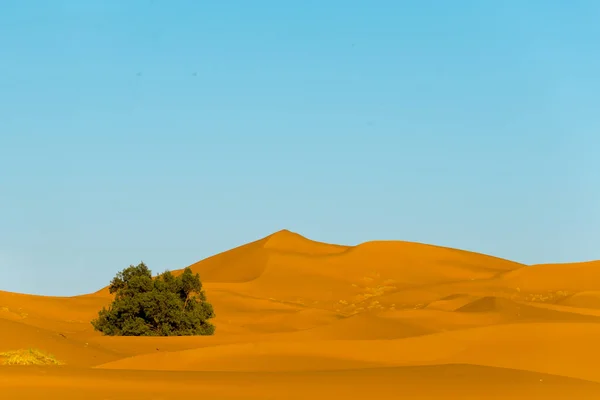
[268,228,303,239]
[262,229,349,255]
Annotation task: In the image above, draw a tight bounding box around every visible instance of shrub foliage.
[91,262,215,336]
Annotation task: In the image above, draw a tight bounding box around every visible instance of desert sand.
[2,229,600,399]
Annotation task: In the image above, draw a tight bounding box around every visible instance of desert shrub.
[0,348,63,365]
[91,263,215,336]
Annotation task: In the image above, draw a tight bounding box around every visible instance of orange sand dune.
[1,229,600,399]
[502,260,600,292]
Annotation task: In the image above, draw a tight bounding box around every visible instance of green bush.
[91,262,215,336]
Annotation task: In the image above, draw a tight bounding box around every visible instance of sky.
[1,0,599,296]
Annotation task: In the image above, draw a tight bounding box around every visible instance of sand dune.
[501,260,600,291]
[560,291,600,309]
[1,230,599,399]
[95,322,600,382]
[5,365,600,400]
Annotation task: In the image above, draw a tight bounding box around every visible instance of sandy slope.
[1,229,600,399]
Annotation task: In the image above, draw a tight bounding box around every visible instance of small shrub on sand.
[523,290,572,303]
[91,263,215,336]
[0,348,63,366]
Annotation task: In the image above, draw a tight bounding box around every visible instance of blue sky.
[1,1,599,296]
